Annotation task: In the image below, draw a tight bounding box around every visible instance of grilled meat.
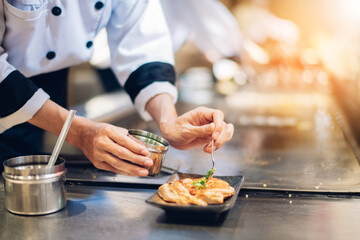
[158,177,235,206]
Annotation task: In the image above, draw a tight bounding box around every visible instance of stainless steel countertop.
[1,178,360,240]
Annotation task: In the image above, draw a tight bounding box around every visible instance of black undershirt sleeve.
[0,70,39,117]
[124,62,176,103]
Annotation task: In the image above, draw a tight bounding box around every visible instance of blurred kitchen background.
[52,0,360,163]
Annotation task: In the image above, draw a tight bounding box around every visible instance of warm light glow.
[243,39,270,65]
[301,48,319,65]
[302,69,314,84]
[338,0,360,24]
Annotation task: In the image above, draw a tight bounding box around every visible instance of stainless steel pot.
[128,129,169,176]
[2,155,67,215]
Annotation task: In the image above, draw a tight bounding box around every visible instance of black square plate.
[146,172,244,214]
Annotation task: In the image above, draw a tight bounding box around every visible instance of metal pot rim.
[128,129,169,152]
[3,155,66,176]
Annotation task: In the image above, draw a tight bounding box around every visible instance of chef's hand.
[74,119,153,176]
[160,107,234,153]
[145,94,234,153]
[29,100,153,176]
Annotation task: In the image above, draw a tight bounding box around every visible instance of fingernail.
[141,149,149,156]
[144,159,153,166]
[138,169,148,176]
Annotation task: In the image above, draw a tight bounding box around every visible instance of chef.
[0,0,234,176]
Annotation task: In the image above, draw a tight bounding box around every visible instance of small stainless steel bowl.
[128,129,169,176]
[2,155,67,215]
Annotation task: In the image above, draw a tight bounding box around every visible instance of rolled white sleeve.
[135,81,178,121]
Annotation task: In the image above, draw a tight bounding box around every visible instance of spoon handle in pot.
[47,110,76,168]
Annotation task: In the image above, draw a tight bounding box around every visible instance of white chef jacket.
[0,0,177,133]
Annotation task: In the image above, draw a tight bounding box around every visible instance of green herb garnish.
[205,168,216,181]
[192,178,206,189]
[192,168,216,190]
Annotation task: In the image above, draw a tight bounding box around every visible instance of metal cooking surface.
[66,90,360,192]
[2,181,360,240]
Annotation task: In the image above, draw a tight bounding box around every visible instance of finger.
[108,128,149,156]
[204,123,234,152]
[93,160,149,176]
[101,141,153,167]
[203,131,218,153]
[189,122,215,139]
[204,122,225,153]
[99,152,149,176]
[214,123,234,150]
[193,107,225,138]
[211,110,225,140]
[127,134,147,147]
[203,142,212,153]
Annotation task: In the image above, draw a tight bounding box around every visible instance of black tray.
[146,172,244,214]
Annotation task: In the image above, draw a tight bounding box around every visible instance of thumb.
[190,122,215,138]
